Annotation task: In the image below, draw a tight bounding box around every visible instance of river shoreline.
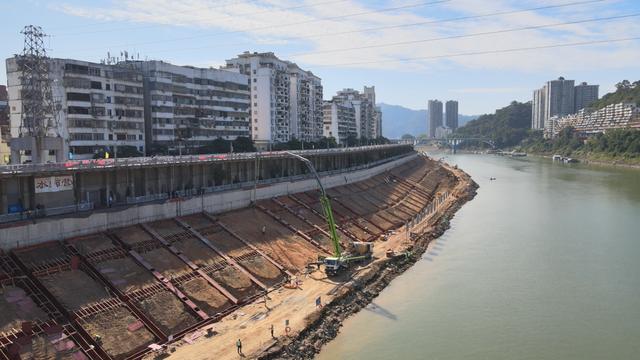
[258,167,479,359]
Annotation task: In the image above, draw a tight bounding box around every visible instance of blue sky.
[2,0,639,115]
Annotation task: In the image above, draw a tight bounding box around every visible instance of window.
[67,92,91,101]
[253,78,257,83]
[90,81,102,90]
[106,84,111,90]
[106,96,111,103]
[139,134,143,140]
[108,134,113,140]
[68,106,90,115]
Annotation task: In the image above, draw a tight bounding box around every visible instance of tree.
[317,136,338,149]
[401,134,415,141]
[197,138,230,154]
[232,136,256,153]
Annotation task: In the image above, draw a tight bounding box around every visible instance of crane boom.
[284,152,341,257]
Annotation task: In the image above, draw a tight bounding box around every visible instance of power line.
[311,36,640,67]
[54,0,353,36]
[67,0,608,59]
[295,0,608,41]
[48,0,261,31]
[61,0,450,51]
[289,13,640,57]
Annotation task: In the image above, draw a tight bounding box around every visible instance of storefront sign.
[35,175,74,193]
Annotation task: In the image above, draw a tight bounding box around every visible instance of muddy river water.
[317,153,640,360]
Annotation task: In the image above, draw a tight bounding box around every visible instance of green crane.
[285,152,372,275]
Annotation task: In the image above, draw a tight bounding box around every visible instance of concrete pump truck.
[285,152,373,276]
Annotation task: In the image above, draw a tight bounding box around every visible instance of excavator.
[285,152,373,276]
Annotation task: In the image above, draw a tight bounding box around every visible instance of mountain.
[588,80,640,110]
[379,103,477,139]
[454,101,532,148]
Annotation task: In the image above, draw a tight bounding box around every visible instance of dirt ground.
[70,234,114,256]
[0,285,48,334]
[81,307,155,358]
[95,257,156,293]
[171,237,221,266]
[140,248,190,278]
[178,277,232,315]
[208,266,257,300]
[112,225,154,246]
[237,256,285,287]
[39,270,110,311]
[137,290,197,334]
[15,244,68,269]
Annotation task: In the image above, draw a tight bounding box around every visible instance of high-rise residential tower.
[224,52,323,148]
[428,100,443,138]
[445,100,459,130]
[574,82,599,111]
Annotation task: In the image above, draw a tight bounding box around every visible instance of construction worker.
[261,225,266,235]
[236,339,243,356]
[94,334,102,346]
[270,324,275,339]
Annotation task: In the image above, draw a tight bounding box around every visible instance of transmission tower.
[10,25,65,164]
[16,25,59,137]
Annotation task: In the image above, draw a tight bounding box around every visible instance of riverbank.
[259,165,478,359]
[156,160,477,360]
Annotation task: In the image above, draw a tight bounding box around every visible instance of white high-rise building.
[331,86,378,140]
[224,52,323,148]
[545,77,575,122]
[445,100,459,130]
[532,86,547,130]
[323,100,357,144]
[6,57,145,160]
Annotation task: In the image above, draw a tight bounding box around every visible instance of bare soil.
[95,257,156,293]
[112,225,153,246]
[70,234,114,256]
[15,244,68,269]
[178,277,232,315]
[81,307,155,358]
[140,248,190,278]
[238,255,285,287]
[137,290,197,334]
[172,237,221,266]
[39,270,110,311]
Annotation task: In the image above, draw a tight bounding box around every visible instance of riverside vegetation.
[450,80,640,165]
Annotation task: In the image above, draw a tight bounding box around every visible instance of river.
[317,153,640,360]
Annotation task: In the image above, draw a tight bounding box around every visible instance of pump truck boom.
[284,152,372,275]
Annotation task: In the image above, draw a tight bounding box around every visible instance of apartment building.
[445,100,459,130]
[532,86,546,130]
[134,61,250,152]
[373,106,383,138]
[547,102,640,138]
[532,77,599,133]
[574,82,599,111]
[6,57,145,159]
[224,52,323,147]
[323,100,357,144]
[331,87,378,139]
[428,100,443,138]
[0,85,8,163]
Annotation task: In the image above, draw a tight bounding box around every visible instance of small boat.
[489,177,496,181]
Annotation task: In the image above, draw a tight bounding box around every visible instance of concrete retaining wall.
[0,153,417,250]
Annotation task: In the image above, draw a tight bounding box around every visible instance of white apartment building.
[547,102,640,138]
[6,57,145,160]
[323,100,357,144]
[428,100,443,138]
[224,52,323,147]
[373,106,382,138]
[332,87,378,139]
[532,86,546,130]
[134,61,250,153]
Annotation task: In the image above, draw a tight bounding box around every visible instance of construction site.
[0,150,477,360]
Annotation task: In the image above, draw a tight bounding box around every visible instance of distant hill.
[454,101,532,148]
[589,80,640,110]
[379,103,477,139]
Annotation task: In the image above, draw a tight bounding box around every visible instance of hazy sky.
[2,0,639,115]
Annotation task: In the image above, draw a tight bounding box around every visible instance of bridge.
[416,137,496,153]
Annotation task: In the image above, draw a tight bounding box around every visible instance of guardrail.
[0,202,94,224]
[0,144,412,176]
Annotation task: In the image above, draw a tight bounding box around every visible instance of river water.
[317,153,640,360]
